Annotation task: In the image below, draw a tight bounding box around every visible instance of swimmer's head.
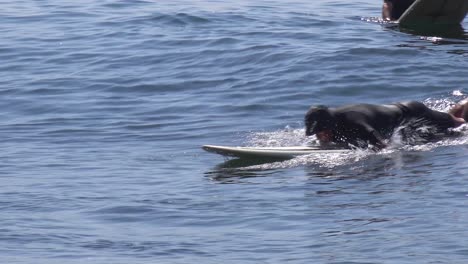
[305,105,335,137]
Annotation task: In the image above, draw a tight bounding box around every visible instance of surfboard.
[202,145,350,159]
[398,0,468,26]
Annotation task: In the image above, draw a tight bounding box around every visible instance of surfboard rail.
[202,145,350,159]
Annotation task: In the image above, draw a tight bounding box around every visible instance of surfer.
[305,100,468,149]
[382,0,416,20]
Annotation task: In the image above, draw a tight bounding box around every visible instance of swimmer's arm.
[382,0,393,20]
[361,124,388,150]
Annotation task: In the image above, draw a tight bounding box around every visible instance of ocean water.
[1,0,468,263]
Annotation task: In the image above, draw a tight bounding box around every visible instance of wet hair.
[304,105,334,136]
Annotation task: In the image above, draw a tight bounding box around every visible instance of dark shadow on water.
[204,156,289,184]
[398,24,468,43]
[362,17,468,46]
[383,23,468,49]
[204,149,427,183]
[215,156,288,169]
[382,22,468,55]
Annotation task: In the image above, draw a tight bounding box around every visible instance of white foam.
[453,90,464,96]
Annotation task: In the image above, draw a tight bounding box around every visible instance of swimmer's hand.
[370,141,387,152]
[453,117,466,127]
[365,126,387,150]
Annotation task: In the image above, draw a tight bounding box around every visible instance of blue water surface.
[1,0,468,263]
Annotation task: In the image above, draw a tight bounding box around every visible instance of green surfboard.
[398,0,468,26]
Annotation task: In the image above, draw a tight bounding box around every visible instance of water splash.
[360,16,397,26]
[453,90,464,97]
[245,125,311,147]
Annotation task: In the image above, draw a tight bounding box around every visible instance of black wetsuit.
[328,101,457,148]
[385,0,416,20]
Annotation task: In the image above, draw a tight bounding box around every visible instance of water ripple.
[1,1,468,263]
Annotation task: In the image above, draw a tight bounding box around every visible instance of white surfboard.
[202,145,350,159]
[398,0,468,26]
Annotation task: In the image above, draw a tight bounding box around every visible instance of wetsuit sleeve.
[360,123,387,149]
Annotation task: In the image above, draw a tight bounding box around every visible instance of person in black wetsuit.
[305,101,467,149]
[382,0,416,21]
